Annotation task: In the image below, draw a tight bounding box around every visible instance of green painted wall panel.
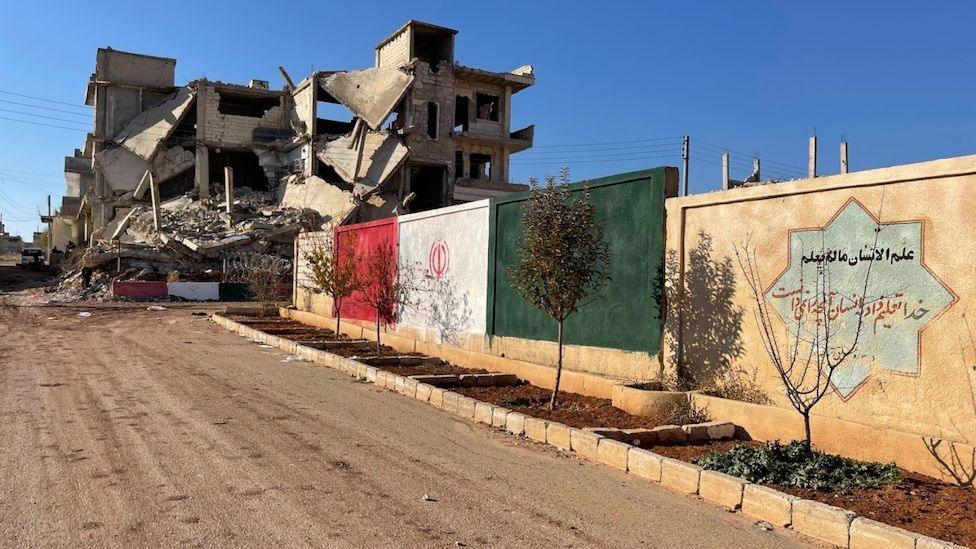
[486,167,672,354]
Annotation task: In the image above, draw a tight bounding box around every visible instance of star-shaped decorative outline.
[763,197,957,400]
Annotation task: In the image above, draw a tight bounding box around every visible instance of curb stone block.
[546,422,572,451]
[491,407,510,428]
[456,396,477,419]
[394,376,407,394]
[570,429,604,461]
[414,383,433,402]
[402,378,419,398]
[440,391,459,413]
[742,484,796,527]
[523,417,548,443]
[651,425,688,444]
[355,363,368,379]
[628,448,663,482]
[698,470,747,510]
[597,438,631,471]
[365,366,378,382]
[474,402,494,425]
[792,499,856,548]
[621,428,658,447]
[916,535,966,549]
[660,457,701,495]
[850,517,917,549]
[374,371,388,388]
[428,387,445,408]
[505,412,526,436]
[700,421,735,440]
[681,423,709,442]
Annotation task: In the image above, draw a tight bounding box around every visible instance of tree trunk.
[375,314,381,353]
[549,320,564,410]
[802,411,813,451]
[335,298,342,339]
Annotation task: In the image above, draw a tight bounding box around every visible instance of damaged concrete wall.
[200,85,288,148]
[404,62,455,169]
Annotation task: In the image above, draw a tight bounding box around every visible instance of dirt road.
[0,305,812,548]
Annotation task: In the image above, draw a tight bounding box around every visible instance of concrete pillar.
[461,147,470,180]
[500,147,510,183]
[503,85,512,136]
[195,145,210,198]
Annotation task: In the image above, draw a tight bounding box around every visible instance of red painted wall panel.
[112,281,169,298]
[335,218,398,323]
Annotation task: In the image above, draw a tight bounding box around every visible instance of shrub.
[693,441,901,492]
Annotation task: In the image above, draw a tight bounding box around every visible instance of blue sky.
[0,1,973,239]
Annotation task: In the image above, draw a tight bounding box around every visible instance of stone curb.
[211,314,963,549]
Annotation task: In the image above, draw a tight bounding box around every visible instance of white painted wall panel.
[167,282,220,301]
[397,200,489,342]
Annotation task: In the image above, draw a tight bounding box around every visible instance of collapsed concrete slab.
[319,68,413,131]
[317,131,408,192]
[96,146,149,193]
[276,175,358,225]
[114,87,196,161]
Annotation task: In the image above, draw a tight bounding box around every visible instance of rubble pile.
[126,187,319,259]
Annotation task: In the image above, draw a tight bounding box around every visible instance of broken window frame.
[453,95,470,133]
[470,153,492,181]
[426,101,439,140]
[475,93,500,122]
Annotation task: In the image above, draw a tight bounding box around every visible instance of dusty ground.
[0,304,813,548]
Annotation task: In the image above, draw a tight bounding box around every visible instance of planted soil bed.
[652,439,976,547]
[455,384,665,430]
[378,362,489,377]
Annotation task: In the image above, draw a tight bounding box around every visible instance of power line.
[0,115,88,132]
[0,107,92,127]
[531,136,681,148]
[0,89,91,110]
[0,99,92,117]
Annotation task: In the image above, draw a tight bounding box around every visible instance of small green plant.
[693,441,901,492]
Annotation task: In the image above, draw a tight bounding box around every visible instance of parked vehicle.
[18,248,45,268]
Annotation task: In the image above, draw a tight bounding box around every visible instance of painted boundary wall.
[664,155,976,481]
[294,167,678,380]
[335,217,397,323]
[487,168,676,356]
[397,200,490,341]
[112,281,250,300]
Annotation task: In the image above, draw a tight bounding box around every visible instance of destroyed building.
[41,19,534,274]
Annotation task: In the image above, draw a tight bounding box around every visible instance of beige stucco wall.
[663,155,976,462]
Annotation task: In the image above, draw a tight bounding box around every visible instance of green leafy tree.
[304,235,361,337]
[507,168,611,409]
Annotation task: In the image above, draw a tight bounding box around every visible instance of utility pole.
[753,157,761,181]
[808,136,818,178]
[46,194,52,263]
[681,135,690,196]
[840,141,849,174]
[721,152,730,190]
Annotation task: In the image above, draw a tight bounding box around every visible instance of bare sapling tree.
[229,252,292,317]
[507,168,610,409]
[734,222,884,450]
[304,235,361,337]
[357,241,417,353]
